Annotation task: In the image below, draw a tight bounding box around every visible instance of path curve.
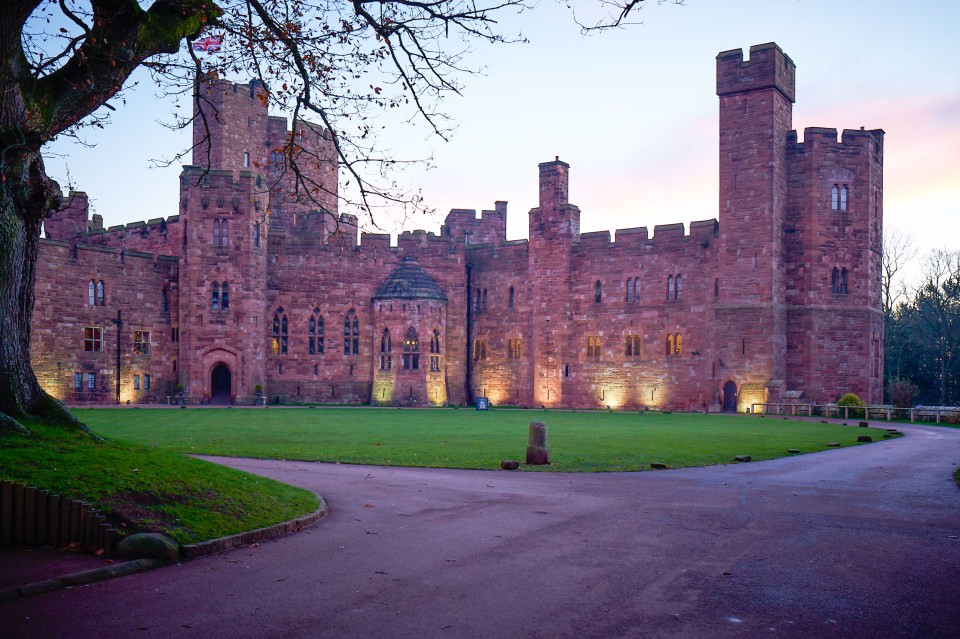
[2,423,958,638]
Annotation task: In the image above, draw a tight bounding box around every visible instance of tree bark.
[0,146,86,432]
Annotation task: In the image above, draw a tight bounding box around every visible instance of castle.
[32,43,885,411]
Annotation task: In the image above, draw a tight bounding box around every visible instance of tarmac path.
[1,423,958,638]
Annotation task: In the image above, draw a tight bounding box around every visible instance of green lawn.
[0,420,319,545]
[76,407,897,472]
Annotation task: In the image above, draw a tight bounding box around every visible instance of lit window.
[667,333,682,357]
[587,336,601,358]
[474,339,487,361]
[508,338,521,360]
[380,329,392,371]
[626,335,641,358]
[133,330,151,355]
[403,327,420,370]
[87,372,96,390]
[272,308,288,355]
[309,308,324,355]
[84,327,103,352]
[344,310,359,355]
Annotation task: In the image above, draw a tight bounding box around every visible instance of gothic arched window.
[403,327,420,370]
[211,282,220,311]
[272,307,288,355]
[344,310,359,355]
[380,328,392,370]
[430,329,441,371]
[309,308,324,354]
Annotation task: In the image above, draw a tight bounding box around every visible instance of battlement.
[717,42,795,103]
[789,127,885,149]
[441,202,507,244]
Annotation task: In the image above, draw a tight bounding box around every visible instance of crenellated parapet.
[441,202,507,245]
[716,42,795,103]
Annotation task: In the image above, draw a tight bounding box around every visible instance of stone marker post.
[526,422,549,465]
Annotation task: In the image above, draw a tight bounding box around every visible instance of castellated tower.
[715,43,796,407]
[784,126,884,404]
[193,78,339,238]
[177,167,270,403]
[528,158,580,405]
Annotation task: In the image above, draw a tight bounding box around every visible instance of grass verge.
[77,407,897,472]
[0,420,319,544]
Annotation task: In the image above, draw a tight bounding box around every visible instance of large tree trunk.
[0,146,86,433]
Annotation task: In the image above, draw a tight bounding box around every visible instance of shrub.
[887,378,918,409]
[837,393,867,418]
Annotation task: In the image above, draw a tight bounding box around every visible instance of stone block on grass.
[857,435,873,443]
[500,460,520,471]
[734,455,752,463]
[525,422,549,465]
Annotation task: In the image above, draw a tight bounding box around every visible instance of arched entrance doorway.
[722,381,738,413]
[210,364,232,405]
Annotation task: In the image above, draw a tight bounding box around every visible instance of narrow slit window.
[380,329,392,370]
[272,308,288,355]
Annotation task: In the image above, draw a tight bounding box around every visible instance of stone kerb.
[180,496,330,559]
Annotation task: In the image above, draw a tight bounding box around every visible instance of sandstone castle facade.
[32,43,885,411]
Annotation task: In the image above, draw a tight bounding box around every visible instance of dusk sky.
[43,0,959,287]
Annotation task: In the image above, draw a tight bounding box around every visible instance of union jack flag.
[192,36,223,53]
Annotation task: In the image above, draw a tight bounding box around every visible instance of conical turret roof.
[373,256,447,301]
